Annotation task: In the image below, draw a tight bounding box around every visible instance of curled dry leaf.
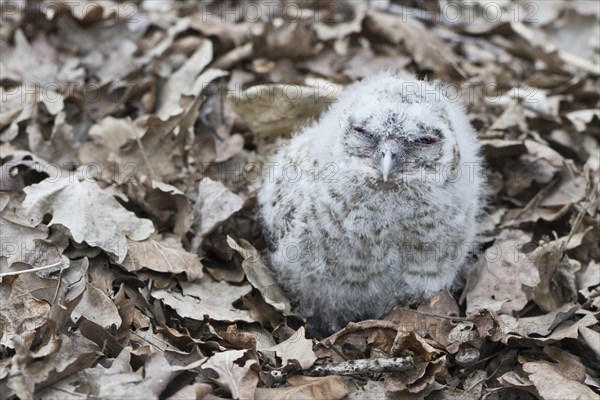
[8,331,100,396]
[228,83,342,138]
[227,236,292,315]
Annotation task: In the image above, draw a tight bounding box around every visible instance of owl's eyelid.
[352,125,375,139]
[411,135,438,145]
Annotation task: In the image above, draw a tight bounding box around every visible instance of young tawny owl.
[257,72,484,337]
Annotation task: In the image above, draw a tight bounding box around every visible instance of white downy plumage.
[258,72,485,337]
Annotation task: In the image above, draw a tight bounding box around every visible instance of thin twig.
[0,260,63,278]
[51,263,65,306]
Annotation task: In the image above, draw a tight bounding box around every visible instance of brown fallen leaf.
[255,375,349,400]
[122,235,203,281]
[228,83,342,139]
[466,229,539,314]
[522,359,597,400]
[363,10,463,79]
[8,330,101,396]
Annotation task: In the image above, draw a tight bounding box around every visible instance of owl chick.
[257,72,484,337]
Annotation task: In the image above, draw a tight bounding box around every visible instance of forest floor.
[1,1,599,399]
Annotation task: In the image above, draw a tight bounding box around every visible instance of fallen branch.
[307,357,414,376]
[266,356,415,384]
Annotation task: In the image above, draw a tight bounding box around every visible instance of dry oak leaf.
[200,349,259,400]
[255,375,349,400]
[466,229,539,315]
[122,235,203,281]
[522,360,597,400]
[8,330,100,395]
[0,213,48,268]
[40,347,160,399]
[0,277,51,350]
[157,38,214,119]
[263,326,317,370]
[17,170,154,263]
[152,276,253,323]
[0,29,83,86]
[79,69,226,184]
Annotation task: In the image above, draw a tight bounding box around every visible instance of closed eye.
[353,126,375,140]
[412,136,438,145]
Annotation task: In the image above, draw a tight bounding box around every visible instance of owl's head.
[326,73,466,186]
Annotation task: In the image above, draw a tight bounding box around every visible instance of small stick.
[0,260,63,278]
[308,357,414,377]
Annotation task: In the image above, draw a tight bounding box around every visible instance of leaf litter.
[0,1,598,399]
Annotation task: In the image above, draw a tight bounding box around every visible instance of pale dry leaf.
[579,326,600,359]
[142,352,179,396]
[0,277,51,350]
[152,276,253,323]
[122,236,203,281]
[77,347,158,399]
[255,375,350,400]
[195,178,244,237]
[157,38,213,119]
[264,326,317,369]
[80,70,226,184]
[0,214,48,268]
[168,383,213,400]
[260,19,315,59]
[143,179,194,238]
[364,10,462,78]
[16,169,154,263]
[522,360,597,400]
[227,236,292,314]
[214,133,245,163]
[200,349,259,400]
[228,83,342,138]
[78,117,138,184]
[313,4,366,41]
[0,30,60,85]
[531,240,577,311]
[499,303,579,338]
[545,314,598,342]
[71,283,122,330]
[565,109,600,132]
[466,229,539,314]
[9,330,100,394]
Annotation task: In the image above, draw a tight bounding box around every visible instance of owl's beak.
[381,148,394,182]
